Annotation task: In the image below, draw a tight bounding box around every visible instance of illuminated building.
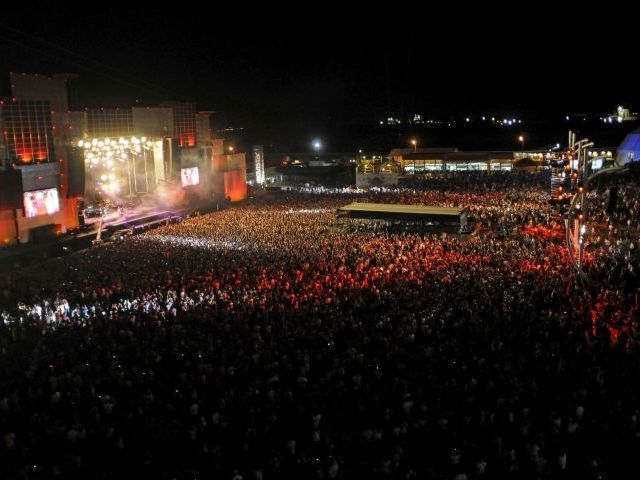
[1,72,246,245]
[160,101,196,147]
[0,73,81,244]
[74,106,225,200]
[195,111,214,147]
[132,107,174,137]
[356,155,400,188]
[602,106,637,123]
[389,147,456,172]
[1,100,55,164]
[9,72,75,114]
[86,108,133,138]
[617,127,640,166]
[389,148,514,172]
[75,107,195,197]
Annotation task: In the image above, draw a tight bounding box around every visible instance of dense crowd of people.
[1,171,639,479]
[591,174,640,231]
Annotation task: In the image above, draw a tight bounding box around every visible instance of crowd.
[590,173,640,231]
[1,171,639,480]
[402,171,551,193]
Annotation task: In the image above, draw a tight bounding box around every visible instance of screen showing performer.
[23,188,60,218]
[181,167,200,187]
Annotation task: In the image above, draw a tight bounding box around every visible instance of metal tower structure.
[564,131,596,282]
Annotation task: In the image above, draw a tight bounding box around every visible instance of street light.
[312,140,322,159]
[228,146,234,153]
[518,135,525,153]
[411,139,417,152]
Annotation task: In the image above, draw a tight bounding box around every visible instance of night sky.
[2,5,638,150]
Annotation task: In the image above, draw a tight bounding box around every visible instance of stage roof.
[337,202,466,222]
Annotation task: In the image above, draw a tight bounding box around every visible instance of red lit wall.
[62,197,79,229]
[224,170,247,202]
[210,152,247,202]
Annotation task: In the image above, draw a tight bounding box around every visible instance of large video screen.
[181,167,200,187]
[23,188,60,218]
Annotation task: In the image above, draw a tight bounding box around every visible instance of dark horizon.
[2,7,639,153]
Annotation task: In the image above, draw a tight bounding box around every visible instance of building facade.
[0,73,247,246]
[390,148,514,172]
[160,101,196,147]
[1,73,82,244]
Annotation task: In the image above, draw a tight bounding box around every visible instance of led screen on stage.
[181,167,199,187]
[23,188,60,218]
